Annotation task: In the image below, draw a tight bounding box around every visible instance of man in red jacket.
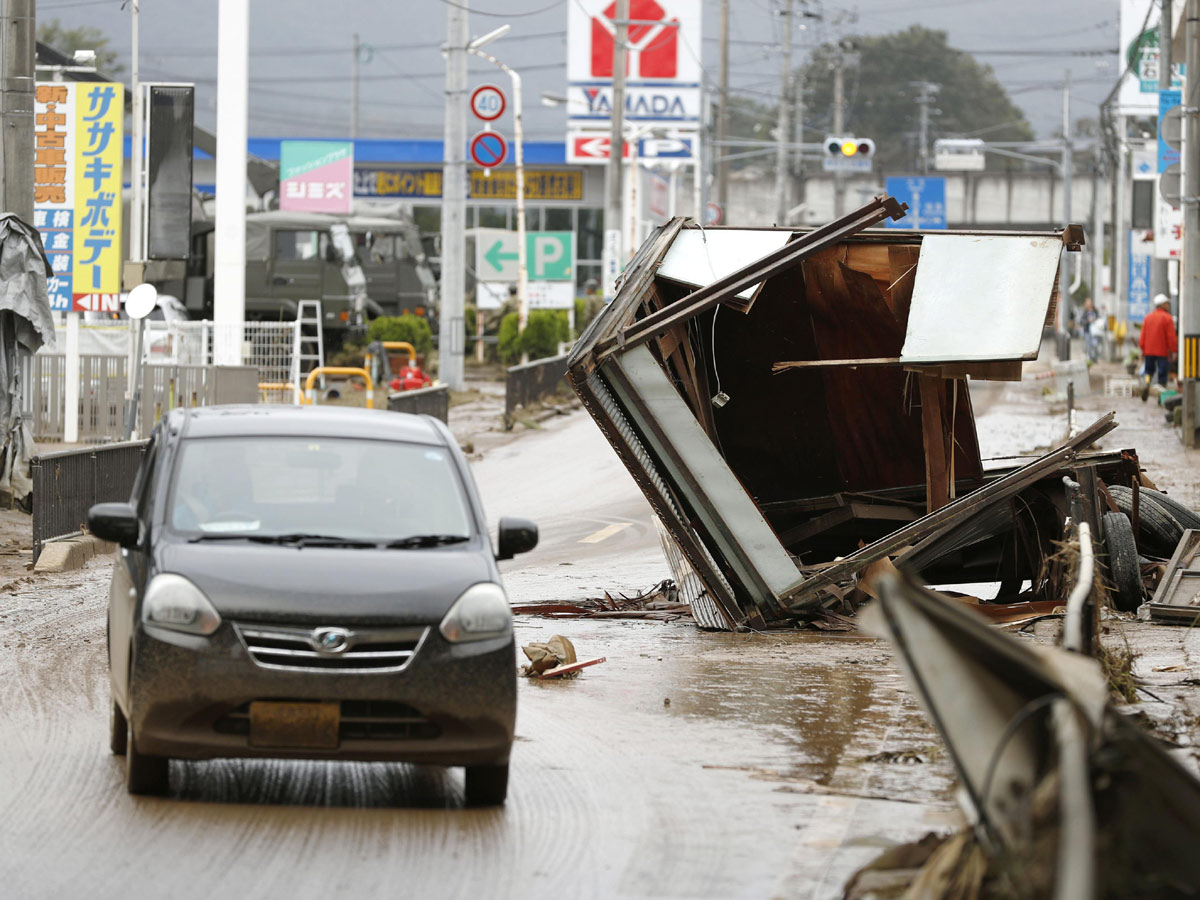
[1140,294,1178,401]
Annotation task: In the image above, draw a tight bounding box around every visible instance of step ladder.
[292,300,325,403]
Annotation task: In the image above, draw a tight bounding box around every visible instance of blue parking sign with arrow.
[885,176,947,229]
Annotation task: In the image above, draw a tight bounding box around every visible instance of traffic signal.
[823,136,875,160]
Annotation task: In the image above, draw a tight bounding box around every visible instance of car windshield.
[168,436,473,544]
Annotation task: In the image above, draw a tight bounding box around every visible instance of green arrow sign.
[474,229,574,282]
[484,240,519,272]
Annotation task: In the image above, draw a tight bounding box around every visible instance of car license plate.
[248,701,340,750]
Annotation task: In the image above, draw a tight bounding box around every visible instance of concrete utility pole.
[1182,0,1200,445]
[602,0,627,299]
[913,81,939,174]
[715,0,729,215]
[1059,70,1073,355]
[774,0,793,225]
[439,0,467,389]
[130,1,142,265]
[351,33,359,140]
[832,50,845,217]
[1114,114,1129,326]
[1152,0,1173,308]
[213,0,249,366]
[1091,139,1105,328]
[124,0,144,439]
[0,0,35,223]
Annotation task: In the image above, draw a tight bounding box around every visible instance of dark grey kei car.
[88,405,537,805]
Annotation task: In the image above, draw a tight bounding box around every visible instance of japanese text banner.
[73,83,123,311]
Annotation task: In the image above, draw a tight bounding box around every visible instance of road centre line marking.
[578,522,632,544]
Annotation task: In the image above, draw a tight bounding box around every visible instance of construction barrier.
[387,385,450,423]
[302,366,375,409]
[504,353,570,429]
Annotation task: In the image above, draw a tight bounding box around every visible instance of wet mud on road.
[0,545,958,900]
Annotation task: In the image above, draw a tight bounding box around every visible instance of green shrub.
[497,310,570,365]
[574,295,605,337]
[498,313,521,365]
[328,339,365,369]
[521,310,569,361]
[366,314,433,357]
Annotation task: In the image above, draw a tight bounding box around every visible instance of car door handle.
[272,276,293,286]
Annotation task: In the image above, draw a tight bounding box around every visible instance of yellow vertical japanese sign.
[72,83,123,312]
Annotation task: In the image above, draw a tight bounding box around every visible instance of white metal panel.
[657,228,793,300]
[900,235,1062,363]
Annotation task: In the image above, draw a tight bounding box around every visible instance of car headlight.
[142,573,222,636]
[439,583,511,643]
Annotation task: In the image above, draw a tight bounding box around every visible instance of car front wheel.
[126,723,169,796]
[110,699,127,755]
[464,763,508,807]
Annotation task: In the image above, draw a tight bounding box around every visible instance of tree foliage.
[800,26,1034,172]
[37,19,124,76]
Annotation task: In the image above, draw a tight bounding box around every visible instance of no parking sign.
[470,131,508,169]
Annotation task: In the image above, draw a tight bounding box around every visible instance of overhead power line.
[437,0,564,17]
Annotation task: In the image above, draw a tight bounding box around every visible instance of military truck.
[183,210,438,347]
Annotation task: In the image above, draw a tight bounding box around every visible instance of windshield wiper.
[189,532,377,548]
[383,534,470,549]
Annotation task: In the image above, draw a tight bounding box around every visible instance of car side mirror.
[88,502,140,548]
[496,517,538,561]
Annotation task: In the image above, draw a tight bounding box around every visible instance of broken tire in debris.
[1136,487,1200,532]
[1106,485,1185,557]
[1101,511,1143,613]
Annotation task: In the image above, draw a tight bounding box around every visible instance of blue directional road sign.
[885,176,947,230]
[1159,89,1182,172]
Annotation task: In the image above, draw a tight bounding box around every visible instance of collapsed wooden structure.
[566,195,1099,630]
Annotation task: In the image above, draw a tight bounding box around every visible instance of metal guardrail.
[387,385,450,423]
[504,353,570,429]
[30,441,148,563]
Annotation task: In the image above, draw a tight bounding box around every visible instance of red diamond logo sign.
[591,0,679,79]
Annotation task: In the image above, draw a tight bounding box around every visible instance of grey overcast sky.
[38,0,1118,143]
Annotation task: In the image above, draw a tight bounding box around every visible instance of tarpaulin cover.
[0,214,57,503]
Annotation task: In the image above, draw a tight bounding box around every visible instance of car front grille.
[213,699,441,741]
[234,622,429,672]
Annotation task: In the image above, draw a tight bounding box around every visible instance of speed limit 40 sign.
[470,84,506,122]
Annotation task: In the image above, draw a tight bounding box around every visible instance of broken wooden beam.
[781,412,1118,613]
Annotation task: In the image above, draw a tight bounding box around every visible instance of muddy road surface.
[0,413,959,899]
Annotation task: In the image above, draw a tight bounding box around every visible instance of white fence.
[145,321,300,403]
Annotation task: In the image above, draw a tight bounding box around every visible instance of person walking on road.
[1080,297,1101,363]
[1140,294,1178,402]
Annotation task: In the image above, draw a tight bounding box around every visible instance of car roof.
[169,405,446,445]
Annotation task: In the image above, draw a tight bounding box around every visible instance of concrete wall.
[657,168,1098,232]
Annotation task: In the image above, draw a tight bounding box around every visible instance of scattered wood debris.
[512,580,691,622]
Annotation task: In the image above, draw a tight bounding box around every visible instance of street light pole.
[468,29,526,340]
[602,0,628,299]
[351,33,359,140]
